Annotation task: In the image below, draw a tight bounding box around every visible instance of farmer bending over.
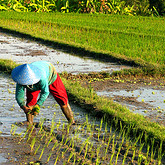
[11,61,75,125]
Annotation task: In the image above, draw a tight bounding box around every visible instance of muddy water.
[0,74,92,135]
[0,33,130,74]
[97,88,165,115]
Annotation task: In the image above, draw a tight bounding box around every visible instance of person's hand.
[32,104,40,116]
[21,105,32,114]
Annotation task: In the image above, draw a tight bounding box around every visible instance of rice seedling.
[109,134,118,164]
[6,112,165,164]
[37,118,45,135]
[10,124,16,134]
[67,151,74,163]
[38,143,47,160]
[30,137,36,152]
[54,155,59,165]
[157,141,164,165]
[27,125,35,142]
[46,136,54,147]
[122,144,131,165]
[115,142,123,165]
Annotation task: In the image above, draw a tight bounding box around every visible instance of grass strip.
[0,59,165,149]
[0,12,165,76]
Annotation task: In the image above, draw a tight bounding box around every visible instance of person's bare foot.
[21,121,34,127]
[20,121,29,126]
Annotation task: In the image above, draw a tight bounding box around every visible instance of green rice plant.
[115,142,123,165]
[10,124,16,134]
[19,126,31,142]
[96,144,101,165]
[144,144,150,165]
[131,145,137,163]
[63,136,69,145]
[54,155,59,165]
[17,129,26,137]
[103,134,113,160]
[46,151,53,163]
[73,153,76,165]
[56,119,61,131]
[109,134,117,164]
[78,137,90,155]
[102,121,108,142]
[46,136,54,147]
[60,134,65,145]
[39,144,46,160]
[40,131,46,141]
[62,139,73,157]
[38,118,45,135]
[30,137,36,152]
[62,122,66,132]
[89,84,94,100]
[1,61,165,164]
[27,125,35,142]
[11,125,18,135]
[89,150,95,163]
[51,140,58,151]
[137,143,145,164]
[1,13,165,69]
[49,114,56,136]
[34,144,41,155]
[56,142,63,155]
[157,141,164,165]
[122,144,131,165]
[84,140,89,159]
[67,151,74,163]
[150,138,156,162]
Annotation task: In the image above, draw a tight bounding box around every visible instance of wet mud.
[0,32,131,74]
[79,75,165,126]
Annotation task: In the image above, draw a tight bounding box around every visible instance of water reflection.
[0,33,131,74]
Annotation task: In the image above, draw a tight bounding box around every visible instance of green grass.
[0,12,165,70]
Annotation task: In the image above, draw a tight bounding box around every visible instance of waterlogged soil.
[64,73,165,127]
[0,32,131,74]
[0,125,145,165]
[0,32,165,164]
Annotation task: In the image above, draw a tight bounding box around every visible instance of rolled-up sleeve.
[36,79,49,106]
[16,84,25,107]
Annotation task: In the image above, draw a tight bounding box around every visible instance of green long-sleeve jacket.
[15,61,57,107]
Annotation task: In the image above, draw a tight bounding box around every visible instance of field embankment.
[0,12,165,76]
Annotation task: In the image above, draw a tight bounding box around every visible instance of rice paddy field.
[0,12,165,67]
[0,12,165,164]
[0,73,164,164]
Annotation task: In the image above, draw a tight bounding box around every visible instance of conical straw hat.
[11,64,42,85]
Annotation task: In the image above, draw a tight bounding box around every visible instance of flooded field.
[0,32,165,164]
[97,87,165,123]
[0,33,130,74]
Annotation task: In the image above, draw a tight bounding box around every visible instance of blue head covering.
[11,63,42,85]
